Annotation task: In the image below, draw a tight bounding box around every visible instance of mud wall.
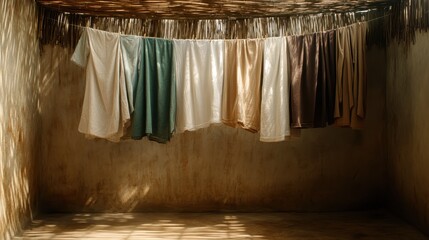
[39,45,387,213]
[387,32,429,235]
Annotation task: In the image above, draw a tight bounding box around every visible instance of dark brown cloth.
[287,34,319,128]
[288,31,337,128]
[321,30,337,126]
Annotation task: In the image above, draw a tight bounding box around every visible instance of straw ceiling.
[36,0,429,48]
[36,0,394,19]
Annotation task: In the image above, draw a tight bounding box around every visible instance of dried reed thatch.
[390,0,429,45]
[35,0,429,48]
[36,0,392,19]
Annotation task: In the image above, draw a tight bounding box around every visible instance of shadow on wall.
[0,0,40,239]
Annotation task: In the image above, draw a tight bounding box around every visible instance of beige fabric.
[350,22,367,129]
[222,39,263,132]
[334,26,352,127]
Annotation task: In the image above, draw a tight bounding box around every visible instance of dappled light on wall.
[0,0,40,239]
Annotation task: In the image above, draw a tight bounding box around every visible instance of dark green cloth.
[131,38,176,143]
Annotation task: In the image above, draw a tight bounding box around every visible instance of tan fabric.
[334,23,367,128]
[334,26,353,127]
[222,39,263,132]
[350,22,367,129]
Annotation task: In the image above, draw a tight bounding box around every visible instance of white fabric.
[120,35,141,113]
[260,37,290,142]
[71,28,130,142]
[174,39,224,133]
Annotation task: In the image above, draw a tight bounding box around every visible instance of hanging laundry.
[312,30,338,127]
[334,26,352,127]
[287,33,320,128]
[287,30,337,128]
[350,22,367,129]
[120,35,142,113]
[222,39,263,132]
[334,23,367,128]
[71,28,130,142]
[174,39,224,133]
[322,30,337,125]
[131,38,176,143]
[260,37,290,142]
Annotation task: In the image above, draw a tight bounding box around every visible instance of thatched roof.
[36,0,429,48]
[36,0,394,19]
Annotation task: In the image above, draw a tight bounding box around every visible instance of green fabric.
[131,38,176,143]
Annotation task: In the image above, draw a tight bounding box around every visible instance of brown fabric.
[334,23,367,128]
[287,34,318,128]
[323,30,337,125]
[288,31,337,128]
[314,33,327,127]
[222,39,263,132]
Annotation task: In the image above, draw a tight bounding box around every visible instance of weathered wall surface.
[387,32,429,235]
[39,45,387,213]
[0,0,40,239]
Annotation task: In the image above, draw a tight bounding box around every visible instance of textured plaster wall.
[39,45,387,213]
[0,0,40,239]
[387,32,429,235]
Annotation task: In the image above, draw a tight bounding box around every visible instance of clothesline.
[71,20,368,143]
[43,12,390,40]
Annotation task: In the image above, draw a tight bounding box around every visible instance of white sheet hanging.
[173,39,224,133]
[260,37,291,142]
[71,28,130,142]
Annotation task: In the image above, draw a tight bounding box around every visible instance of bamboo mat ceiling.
[36,0,394,19]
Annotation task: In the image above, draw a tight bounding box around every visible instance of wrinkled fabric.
[174,39,224,133]
[334,23,367,129]
[287,34,320,128]
[260,37,290,142]
[350,22,367,129]
[71,28,130,142]
[322,30,337,125]
[131,38,176,143]
[222,39,263,132]
[334,26,353,126]
[313,30,338,127]
[313,33,327,127]
[120,35,141,113]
